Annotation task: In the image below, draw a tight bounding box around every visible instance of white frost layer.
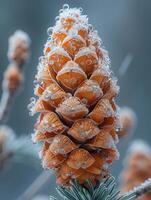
[8,30,30,48]
[47,46,70,58]
[8,30,30,58]
[120,106,137,124]
[128,140,151,155]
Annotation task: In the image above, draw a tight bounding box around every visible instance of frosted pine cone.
[30,5,120,186]
[3,63,23,94]
[2,30,30,95]
[118,107,137,138]
[8,30,30,65]
[121,140,151,200]
[0,30,30,122]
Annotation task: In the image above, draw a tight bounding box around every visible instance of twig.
[0,89,15,123]
[16,170,53,200]
[124,178,151,199]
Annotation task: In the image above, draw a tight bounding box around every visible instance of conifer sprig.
[51,177,151,200]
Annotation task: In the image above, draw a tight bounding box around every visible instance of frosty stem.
[126,178,151,198]
[0,90,15,123]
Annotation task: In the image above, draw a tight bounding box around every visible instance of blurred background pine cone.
[118,107,137,138]
[121,140,151,200]
[8,30,30,66]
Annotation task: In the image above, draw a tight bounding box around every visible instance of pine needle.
[53,177,151,200]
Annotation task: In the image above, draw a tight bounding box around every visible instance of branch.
[0,89,15,123]
[124,178,151,199]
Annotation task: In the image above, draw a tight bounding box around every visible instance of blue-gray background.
[0,0,151,199]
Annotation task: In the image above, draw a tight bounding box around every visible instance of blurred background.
[0,0,151,199]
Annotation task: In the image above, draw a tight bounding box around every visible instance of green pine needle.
[50,176,140,200]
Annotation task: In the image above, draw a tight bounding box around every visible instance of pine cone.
[8,30,30,66]
[30,5,120,186]
[3,63,23,94]
[118,107,137,138]
[121,140,151,200]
